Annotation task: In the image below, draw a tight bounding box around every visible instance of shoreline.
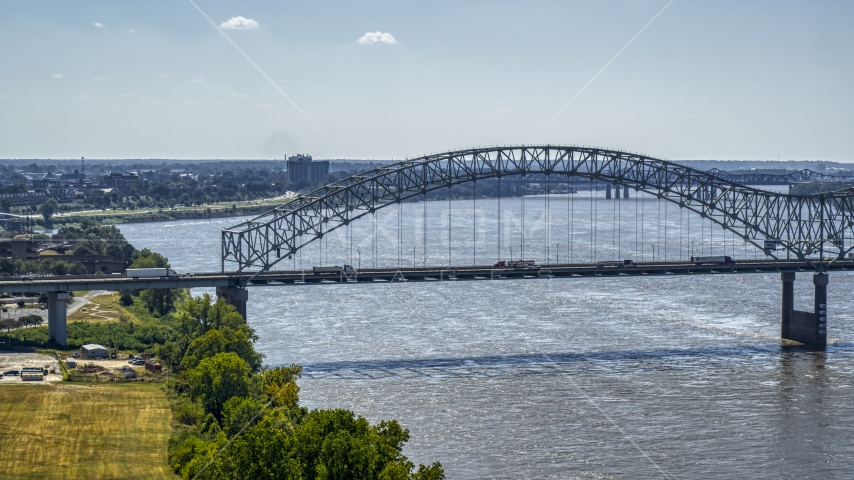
[49,203,276,227]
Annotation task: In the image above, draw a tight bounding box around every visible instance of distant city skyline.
[1,1,852,162]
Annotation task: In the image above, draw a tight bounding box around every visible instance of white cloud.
[0,95,6,100]
[128,29,136,33]
[184,100,202,106]
[121,93,134,97]
[77,95,88,99]
[252,103,274,110]
[94,22,105,28]
[53,73,64,79]
[159,74,169,78]
[220,16,259,30]
[190,76,204,84]
[357,31,398,45]
[229,92,250,98]
[92,77,110,81]
[148,100,166,106]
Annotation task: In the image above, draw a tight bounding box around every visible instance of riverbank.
[50,202,279,227]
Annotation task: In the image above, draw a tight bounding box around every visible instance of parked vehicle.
[507,260,537,268]
[125,268,179,278]
[690,256,735,265]
[494,261,506,267]
[3,370,20,376]
[312,265,356,274]
[597,259,636,268]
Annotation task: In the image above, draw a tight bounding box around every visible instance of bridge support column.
[47,291,69,346]
[781,272,795,339]
[781,273,828,346]
[216,286,248,321]
[623,185,629,198]
[606,183,612,199]
[813,273,828,346]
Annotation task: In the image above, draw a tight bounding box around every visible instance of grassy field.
[54,194,295,219]
[68,293,124,323]
[0,382,174,479]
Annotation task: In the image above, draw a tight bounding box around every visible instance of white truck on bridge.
[125,268,179,278]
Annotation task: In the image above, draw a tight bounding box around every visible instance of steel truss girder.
[222,146,854,274]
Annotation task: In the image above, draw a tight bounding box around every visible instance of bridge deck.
[0,260,850,293]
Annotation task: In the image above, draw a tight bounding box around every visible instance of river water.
[119,190,854,479]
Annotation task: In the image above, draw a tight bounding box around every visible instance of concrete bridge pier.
[623,185,629,198]
[780,272,828,346]
[606,184,612,199]
[47,291,69,345]
[780,272,795,339]
[217,286,249,321]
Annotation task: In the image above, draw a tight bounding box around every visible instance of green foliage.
[0,318,20,332]
[177,293,248,337]
[260,364,302,409]
[140,288,179,316]
[9,318,177,350]
[181,327,263,373]
[119,290,134,306]
[181,409,441,480]
[57,218,135,264]
[0,257,89,277]
[130,248,170,268]
[18,314,44,328]
[187,352,251,419]
[222,396,266,437]
[173,400,206,426]
[38,198,59,224]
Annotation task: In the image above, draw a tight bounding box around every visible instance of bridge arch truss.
[222,146,854,274]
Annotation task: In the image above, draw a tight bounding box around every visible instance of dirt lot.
[0,353,152,383]
[0,352,62,383]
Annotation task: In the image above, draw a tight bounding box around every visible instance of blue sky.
[0,1,852,161]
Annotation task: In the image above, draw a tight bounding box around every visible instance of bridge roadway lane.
[2,260,850,293]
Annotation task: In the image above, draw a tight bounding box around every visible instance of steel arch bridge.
[222,145,854,274]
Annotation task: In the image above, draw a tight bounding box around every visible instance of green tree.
[19,314,43,328]
[177,294,248,337]
[182,409,443,480]
[38,198,59,225]
[140,288,178,316]
[119,290,134,306]
[0,318,20,333]
[0,198,10,213]
[181,327,263,373]
[187,352,251,419]
[130,248,170,268]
